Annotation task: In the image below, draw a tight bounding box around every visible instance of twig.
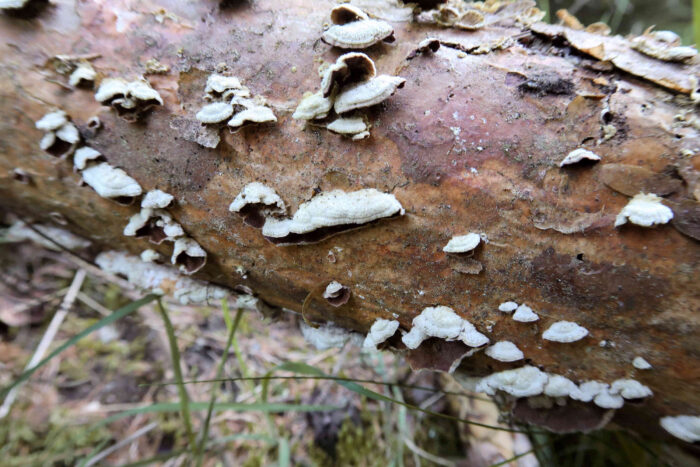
[0,268,86,418]
[83,422,158,467]
[402,437,456,467]
[76,292,112,316]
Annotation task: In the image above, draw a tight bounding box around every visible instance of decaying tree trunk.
[1,0,698,444]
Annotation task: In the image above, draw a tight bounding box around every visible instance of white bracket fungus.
[660,415,700,443]
[6,221,91,251]
[543,375,578,398]
[96,251,229,305]
[292,92,333,120]
[570,381,608,403]
[204,74,244,99]
[610,379,653,399]
[69,62,96,87]
[196,102,234,123]
[322,281,351,307]
[320,52,376,98]
[322,5,394,49]
[593,388,624,409]
[73,146,104,171]
[229,182,286,228]
[631,29,697,62]
[197,74,276,130]
[95,77,162,121]
[140,249,162,263]
[485,341,524,362]
[171,237,207,275]
[36,111,80,158]
[559,148,601,167]
[475,366,548,398]
[261,188,404,245]
[141,189,174,209]
[300,321,361,350]
[498,301,518,313]
[443,232,480,253]
[326,117,370,140]
[334,75,406,114]
[227,106,277,128]
[35,110,67,132]
[512,304,539,322]
[362,318,400,350]
[81,162,143,203]
[401,306,489,349]
[614,193,674,227]
[632,356,652,370]
[123,208,183,244]
[542,321,589,343]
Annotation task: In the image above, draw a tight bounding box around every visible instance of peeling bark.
[1,0,698,442]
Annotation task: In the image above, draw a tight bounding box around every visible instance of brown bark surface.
[1,0,698,440]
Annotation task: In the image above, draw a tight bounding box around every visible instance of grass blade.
[194,304,244,466]
[156,299,196,449]
[1,294,157,399]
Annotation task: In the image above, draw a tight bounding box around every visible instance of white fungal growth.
[95,251,230,305]
[205,74,243,96]
[334,75,406,114]
[326,117,368,138]
[126,80,163,104]
[593,388,624,409]
[329,4,369,24]
[140,249,162,263]
[543,375,577,397]
[322,281,351,307]
[96,77,162,120]
[362,318,400,350]
[73,146,103,170]
[633,356,652,370]
[476,366,548,398]
[322,19,394,49]
[559,148,601,167]
[95,78,128,103]
[443,233,480,253]
[323,281,344,298]
[631,31,698,62]
[227,106,277,127]
[292,92,333,120]
[229,182,286,215]
[35,111,68,132]
[171,237,207,274]
[69,63,96,87]
[55,123,80,144]
[320,52,376,97]
[196,102,234,124]
[542,321,589,343]
[262,188,404,242]
[123,208,183,242]
[401,306,489,349]
[660,415,700,443]
[513,304,539,322]
[6,221,91,251]
[570,381,607,402]
[81,163,143,199]
[485,341,524,362]
[614,193,674,227]
[300,321,359,350]
[498,301,518,313]
[610,379,653,399]
[141,189,174,209]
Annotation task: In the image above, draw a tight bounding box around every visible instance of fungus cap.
[95,78,128,103]
[334,75,406,114]
[327,117,368,136]
[56,123,80,144]
[292,92,333,120]
[320,52,376,97]
[633,356,652,370]
[73,146,103,170]
[171,237,207,274]
[660,415,700,443]
[485,341,524,362]
[513,304,539,322]
[544,374,577,397]
[614,193,674,227]
[196,102,234,123]
[498,301,518,313]
[69,63,96,87]
[126,80,163,104]
[560,148,601,167]
[142,189,174,209]
[543,321,589,343]
[205,74,243,95]
[477,366,548,398]
[570,381,607,402]
[35,110,68,131]
[227,106,277,127]
[443,232,480,253]
[594,389,625,409]
[362,318,400,350]
[330,4,369,24]
[140,249,162,263]
[81,163,143,199]
[610,379,653,399]
[229,182,286,214]
[322,19,394,49]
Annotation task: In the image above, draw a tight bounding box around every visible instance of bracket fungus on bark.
[631,29,698,63]
[559,148,601,167]
[485,341,524,362]
[95,77,163,122]
[322,5,394,49]
[334,75,406,114]
[543,321,589,343]
[229,182,286,228]
[614,193,674,228]
[512,304,539,322]
[171,237,207,275]
[498,301,518,313]
[443,232,480,253]
[123,208,183,244]
[362,318,400,351]
[322,281,351,307]
[68,62,96,88]
[401,306,489,349]
[36,111,80,158]
[73,146,104,171]
[261,188,404,246]
[141,189,174,209]
[633,356,652,370]
[660,415,700,443]
[320,52,376,98]
[326,117,370,140]
[196,74,276,130]
[544,375,578,398]
[81,162,143,204]
[292,92,334,121]
[476,366,549,398]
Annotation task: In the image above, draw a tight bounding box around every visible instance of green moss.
[308,416,385,467]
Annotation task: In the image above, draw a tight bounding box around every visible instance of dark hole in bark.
[12,169,31,184]
[175,252,206,274]
[237,204,267,228]
[135,222,168,244]
[113,196,137,206]
[2,0,49,18]
[383,33,396,43]
[45,138,73,157]
[576,253,584,261]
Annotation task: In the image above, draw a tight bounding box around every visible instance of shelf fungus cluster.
[260,188,405,246]
[228,182,286,228]
[402,306,490,349]
[614,193,674,228]
[660,415,700,443]
[293,52,405,140]
[485,341,524,362]
[631,29,698,63]
[420,0,544,31]
[321,4,394,49]
[95,77,163,122]
[35,110,80,158]
[362,318,400,351]
[498,301,539,322]
[196,73,276,130]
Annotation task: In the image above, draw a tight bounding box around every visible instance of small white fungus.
[543,374,578,398]
[633,356,652,370]
[327,117,368,137]
[476,366,548,398]
[443,233,480,253]
[69,63,96,87]
[55,123,80,144]
[228,106,277,127]
[73,146,103,171]
[35,110,68,132]
[659,415,700,443]
[559,148,601,167]
[593,388,625,409]
[570,381,607,402]
[171,237,207,274]
[205,74,243,96]
[292,92,333,120]
[485,341,524,362]
[610,379,653,399]
[140,249,162,263]
[542,321,589,343]
[513,304,539,322]
[141,189,174,209]
[614,193,674,227]
[322,19,394,49]
[81,163,143,199]
[229,182,286,215]
[196,102,234,124]
[362,318,400,350]
[334,75,406,114]
[498,301,518,313]
[401,306,489,350]
[95,78,128,103]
